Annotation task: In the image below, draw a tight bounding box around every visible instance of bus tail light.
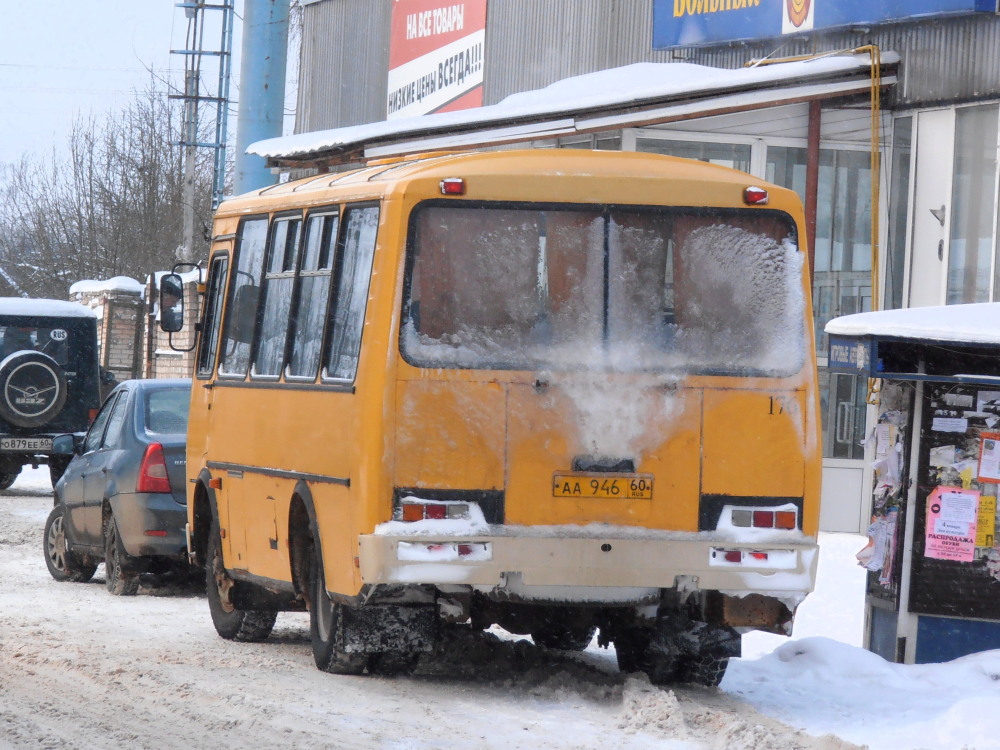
[137,442,172,494]
[729,507,798,530]
[710,547,797,569]
[400,500,470,521]
[439,177,466,195]
[743,186,769,205]
[397,541,492,562]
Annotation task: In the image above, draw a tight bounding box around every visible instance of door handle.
[930,205,946,226]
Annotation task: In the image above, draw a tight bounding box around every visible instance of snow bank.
[69,276,144,296]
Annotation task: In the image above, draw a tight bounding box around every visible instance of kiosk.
[827,303,1000,664]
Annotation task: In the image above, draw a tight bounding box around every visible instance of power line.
[0,62,173,74]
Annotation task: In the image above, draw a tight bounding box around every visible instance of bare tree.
[0,84,214,298]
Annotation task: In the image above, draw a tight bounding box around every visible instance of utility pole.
[234,0,289,195]
[172,1,236,263]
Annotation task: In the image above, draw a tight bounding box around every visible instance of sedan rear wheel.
[104,514,139,596]
[43,505,97,583]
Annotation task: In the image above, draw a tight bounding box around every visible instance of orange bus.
[163,148,821,686]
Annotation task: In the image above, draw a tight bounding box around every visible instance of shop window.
[766,146,872,356]
[948,104,999,304]
[635,137,751,172]
[886,116,912,311]
[820,370,867,460]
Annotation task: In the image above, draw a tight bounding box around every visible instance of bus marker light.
[439,177,466,195]
[743,186,769,205]
[775,511,797,529]
[399,500,470,521]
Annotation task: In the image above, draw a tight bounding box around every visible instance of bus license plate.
[0,437,52,451]
[552,474,653,500]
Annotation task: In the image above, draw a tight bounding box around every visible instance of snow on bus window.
[402,204,804,376]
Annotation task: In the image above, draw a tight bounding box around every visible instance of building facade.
[292,0,1000,533]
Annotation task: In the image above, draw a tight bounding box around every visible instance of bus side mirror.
[159,273,185,333]
[229,284,260,344]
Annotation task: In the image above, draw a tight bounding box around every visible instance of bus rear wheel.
[205,517,276,641]
[309,547,368,675]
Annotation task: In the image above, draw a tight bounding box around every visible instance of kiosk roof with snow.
[825,302,1000,386]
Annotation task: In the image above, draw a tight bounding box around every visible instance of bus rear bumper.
[357,533,819,603]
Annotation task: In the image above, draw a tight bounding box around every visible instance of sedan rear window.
[144,389,191,435]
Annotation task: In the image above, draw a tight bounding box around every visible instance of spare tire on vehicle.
[0,351,68,428]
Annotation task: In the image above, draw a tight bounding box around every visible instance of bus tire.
[309,546,368,675]
[677,654,730,687]
[205,517,276,642]
[615,629,680,685]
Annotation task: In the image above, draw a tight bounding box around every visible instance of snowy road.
[0,469,857,750]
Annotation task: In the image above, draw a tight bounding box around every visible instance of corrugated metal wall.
[295,1,1000,135]
[297,0,391,132]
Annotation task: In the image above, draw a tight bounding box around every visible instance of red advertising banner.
[387,0,487,119]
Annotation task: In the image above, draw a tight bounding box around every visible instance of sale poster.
[924,486,978,562]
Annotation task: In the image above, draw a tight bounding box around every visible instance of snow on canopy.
[825,302,1000,346]
[248,52,899,160]
[69,276,144,296]
[0,298,97,319]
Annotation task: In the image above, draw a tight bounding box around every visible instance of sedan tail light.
[137,442,172,494]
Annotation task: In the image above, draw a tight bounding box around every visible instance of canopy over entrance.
[826,303,1000,386]
[251,50,898,170]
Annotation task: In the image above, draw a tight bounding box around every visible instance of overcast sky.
[0,1,294,167]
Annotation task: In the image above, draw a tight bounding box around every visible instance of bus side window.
[252,217,302,378]
[288,211,338,380]
[196,255,229,379]
[219,217,269,378]
[323,205,379,381]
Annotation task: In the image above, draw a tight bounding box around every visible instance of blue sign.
[827,335,874,374]
[652,0,997,49]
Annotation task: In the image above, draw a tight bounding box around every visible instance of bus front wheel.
[205,518,276,642]
[309,547,368,675]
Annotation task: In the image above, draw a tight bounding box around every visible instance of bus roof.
[217,149,793,216]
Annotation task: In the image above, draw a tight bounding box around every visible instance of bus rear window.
[401,203,805,375]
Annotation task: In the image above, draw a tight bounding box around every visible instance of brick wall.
[70,287,145,383]
[70,276,202,384]
[142,276,202,380]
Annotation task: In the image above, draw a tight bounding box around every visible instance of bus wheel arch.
[189,471,216,569]
[287,482,316,606]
